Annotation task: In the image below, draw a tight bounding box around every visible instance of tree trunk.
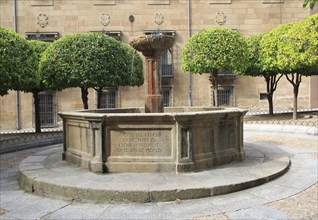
[96,87,103,109]
[33,91,41,133]
[293,84,299,120]
[267,93,274,116]
[81,87,89,109]
[211,70,218,107]
[285,73,301,120]
[263,73,283,116]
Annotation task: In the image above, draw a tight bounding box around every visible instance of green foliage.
[120,43,144,87]
[293,14,318,75]
[0,27,37,96]
[260,14,318,119]
[259,23,295,74]
[27,40,50,92]
[182,27,249,75]
[303,0,317,9]
[245,33,264,76]
[40,32,142,91]
[29,40,49,61]
[261,15,318,76]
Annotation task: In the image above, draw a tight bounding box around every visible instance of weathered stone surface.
[59,107,247,173]
[129,34,175,57]
[18,143,291,203]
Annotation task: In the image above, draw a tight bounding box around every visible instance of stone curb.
[244,124,318,136]
[18,145,291,203]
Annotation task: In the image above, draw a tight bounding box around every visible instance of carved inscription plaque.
[110,129,171,157]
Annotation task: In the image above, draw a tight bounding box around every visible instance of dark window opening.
[218,70,234,76]
[260,93,268,100]
[161,48,173,77]
[213,86,234,106]
[100,88,117,108]
[25,32,59,42]
[162,87,172,107]
[90,31,121,41]
[38,91,56,127]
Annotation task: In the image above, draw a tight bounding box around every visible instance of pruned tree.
[0,27,37,96]
[304,0,318,9]
[245,33,285,115]
[275,14,318,119]
[94,43,144,108]
[182,27,249,107]
[27,40,49,132]
[40,33,143,109]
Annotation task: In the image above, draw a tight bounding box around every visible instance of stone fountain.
[58,33,247,174]
[129,33,175,113]
[18,33,291,204]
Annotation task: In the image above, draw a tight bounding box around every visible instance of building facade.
[0,0,317,130]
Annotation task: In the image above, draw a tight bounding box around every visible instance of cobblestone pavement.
[0,125,317,220]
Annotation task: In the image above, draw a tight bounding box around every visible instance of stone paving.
[0,124,317,219]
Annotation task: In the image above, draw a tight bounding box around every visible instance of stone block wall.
[0,0,315,130]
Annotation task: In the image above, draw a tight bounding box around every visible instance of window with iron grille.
[161,48,173,77]
[25,32,59,42]
[212,86,234,106]
[100,88,117,108]
[218,70,234,76]
[162,87,172,107]
[38,91,56,127]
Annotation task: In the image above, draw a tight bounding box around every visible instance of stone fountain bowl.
[59,107,247,174]
[129,34,175,55]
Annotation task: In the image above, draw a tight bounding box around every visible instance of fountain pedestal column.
[144,52,163,113]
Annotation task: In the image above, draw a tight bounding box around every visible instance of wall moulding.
[262,0,284,3]
[94,0,116,6]
[209,0,232,4]
[148,0,170,5]
[30,0,54,6]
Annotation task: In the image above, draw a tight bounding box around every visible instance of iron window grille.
[209,70,235,79]
[162,87,172,107]
[212,86,234,107]
[218,70,234,76]
[38,91,56,127]
[161,48,173,77]
[100,88,118,108]
[25,32,59,42]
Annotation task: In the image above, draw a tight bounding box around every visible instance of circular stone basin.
[59,107,247,173]
[129,34,175,56]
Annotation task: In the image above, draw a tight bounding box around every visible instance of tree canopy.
[245,33,284,115]
[277,14,318,119]
[40,32,143,109]
[182,27,249,75]
[255,14,318,119]
[304,0,317,9]
[245,33,264,76]
[0,27,37,96]
[258,23,295,74]
[26,40,50,92]
[26,40,50,133]
[182,27,249,106]
[120,43,144,87]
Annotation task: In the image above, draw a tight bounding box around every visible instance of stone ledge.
[18,144,290,203]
